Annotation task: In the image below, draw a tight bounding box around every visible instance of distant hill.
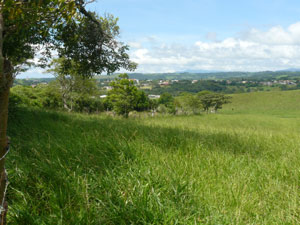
[121,71,300,80]
[178,69,222,73]
[15,70,300,83]
[278,68,300,72]
[223,89,300,116]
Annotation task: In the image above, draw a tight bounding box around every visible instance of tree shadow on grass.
[8,108,266,168]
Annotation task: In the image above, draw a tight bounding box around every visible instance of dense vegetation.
[146,79,300,95]
[6,89,300,224]
[10,74,232,117]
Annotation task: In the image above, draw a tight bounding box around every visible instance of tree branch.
[75,0,103,35]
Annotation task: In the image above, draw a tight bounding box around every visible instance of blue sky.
[20,0,300,78]
[91,0,300,41]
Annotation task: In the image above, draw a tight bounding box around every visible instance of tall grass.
[6,90,300,224]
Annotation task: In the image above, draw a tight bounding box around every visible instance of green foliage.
[158,93,174,106]
[135,91,150,111]
[9,86,41,107]
[2,0,136,78]
[213,94,232,112]
[149,99,159,110]
[9,85,61,109]
[54,13,137,77]
[157,93,176,114]
[9,81,103,114]
[2,0,77,70]
[107,74,150,117]
[197,91,232,113]
[159,91,231,115]
[40,82,63,109]
[175,92,202,114]
[157,104,168,114]
[8,92,24,113]
[74,96,104,113]
[47,57,103,112]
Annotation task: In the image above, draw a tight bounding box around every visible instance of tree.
[158,93,176,114]
[158,93,174,106]
[107,74,148,118]
[0,1,136,223]
[149,99,159,116]
[197,91,215,113]
[54,12,137,76]
[176,92,201,115]
[48,58,99,112]
[197,91,231,113]
[212,94,232,113]
[135,91,150,112]
[38,82,62,109]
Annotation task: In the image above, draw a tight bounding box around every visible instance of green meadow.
[6,90,300,224]
[223,89,300,116]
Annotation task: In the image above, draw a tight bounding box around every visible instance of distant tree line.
[157,91,231,115]
[14,72,300,96]
[10,74,232,117]
[144,78,300,96]
[112,71,300,80]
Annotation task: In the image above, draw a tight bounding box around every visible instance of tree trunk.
[0,9,13,225]
[62,92,71,112]
[0,86,9,225]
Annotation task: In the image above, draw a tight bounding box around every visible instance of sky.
[19,0,300,78]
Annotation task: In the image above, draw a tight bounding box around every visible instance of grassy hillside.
[6,90,300,224]
[222,89,300,116]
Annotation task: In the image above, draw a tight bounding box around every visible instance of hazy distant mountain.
[178,69,221,73]
[278,68,300,72]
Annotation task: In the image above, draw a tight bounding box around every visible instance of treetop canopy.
[1,0,137,77]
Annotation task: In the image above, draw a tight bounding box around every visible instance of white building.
[148,95,160,99]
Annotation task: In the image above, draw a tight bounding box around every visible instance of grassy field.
[222,89,300,116]
[6,90,300,224]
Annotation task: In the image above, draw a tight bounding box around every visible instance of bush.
[74,96,104,113]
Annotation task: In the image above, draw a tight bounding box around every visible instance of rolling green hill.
[6,90,300,224]
[223,89,300,116]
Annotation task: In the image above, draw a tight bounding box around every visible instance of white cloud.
[128,41,142,49]
[243,22,300,45]
[132,48,149,58]
[19,21,300,77]
[130,21,300,73]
